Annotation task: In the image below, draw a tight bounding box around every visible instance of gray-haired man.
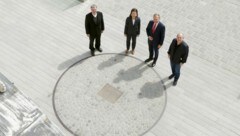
[145,13,165,67]
[85,4,105,56]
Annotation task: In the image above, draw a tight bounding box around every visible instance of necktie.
[152,23,157,34]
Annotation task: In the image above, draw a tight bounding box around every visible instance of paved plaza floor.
[0,0,240,136]
[53,54,166,136]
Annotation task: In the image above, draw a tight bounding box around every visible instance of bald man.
[167,33,189,86]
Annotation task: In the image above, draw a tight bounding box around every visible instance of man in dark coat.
[167,33,189,86]
[145,13,165,67]
[85,4,104,56]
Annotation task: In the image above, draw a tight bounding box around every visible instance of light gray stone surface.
[53,54,166,136]
[98,83,123,103]
[0,0,240,135]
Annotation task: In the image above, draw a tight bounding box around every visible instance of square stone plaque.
[98,83,123,103]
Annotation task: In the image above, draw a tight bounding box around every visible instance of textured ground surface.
[0,0,240,135]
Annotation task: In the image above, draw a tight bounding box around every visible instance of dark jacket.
[85,11,104,35]
[168,38,189,64]
[124,17,141,35]
[146,21,165,46]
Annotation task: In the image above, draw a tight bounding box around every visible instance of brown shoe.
[125,50,129,54]
[131,50,135,55]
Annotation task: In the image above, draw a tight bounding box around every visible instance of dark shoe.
[91,51,95,56]
[173,80,178,86]
[152,62,156,67]
[96,48,102,52]
[144,58,153,63]
[150,62,156,67]
[168,74,174,80]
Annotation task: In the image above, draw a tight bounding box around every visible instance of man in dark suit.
[145,13,165,67]
[85,4,104,56]
[167,33,189,86]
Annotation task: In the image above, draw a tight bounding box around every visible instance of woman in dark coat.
[124,8,141,55]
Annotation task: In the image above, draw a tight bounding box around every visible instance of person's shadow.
[58,52,90,70]
[161,76,173,90]
[113,62,149,83]
[98,53,126,70]
[138,81,165,99]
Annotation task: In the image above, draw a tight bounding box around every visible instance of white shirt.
[92,12,97,17]
[153,21,159,29]
[132,19,135,25]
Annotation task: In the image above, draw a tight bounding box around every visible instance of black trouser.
[89,34,101,51]
[126,34,137,50]
[148,39,159,63]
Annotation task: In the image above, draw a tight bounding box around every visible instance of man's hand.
[158,44,161,49]
[148,36,153,41]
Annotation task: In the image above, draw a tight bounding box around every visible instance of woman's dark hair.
[129,8,138,18]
